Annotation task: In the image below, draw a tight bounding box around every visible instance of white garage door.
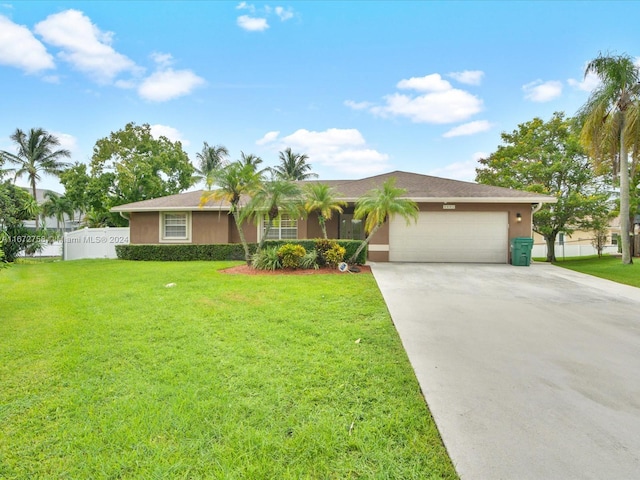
[389,211,508,263]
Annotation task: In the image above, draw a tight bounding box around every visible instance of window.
[160,212,190,242]
[263,214,298,240]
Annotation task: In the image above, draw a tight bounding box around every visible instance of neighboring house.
[111,171,556,263]
[532,218,621,258]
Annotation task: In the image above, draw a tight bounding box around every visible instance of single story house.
[111,170,556,263]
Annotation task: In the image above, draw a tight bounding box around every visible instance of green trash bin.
[510,237,533,266]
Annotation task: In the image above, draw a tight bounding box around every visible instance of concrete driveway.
[371,262,640,480]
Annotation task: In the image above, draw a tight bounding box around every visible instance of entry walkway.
[371,263,640,480]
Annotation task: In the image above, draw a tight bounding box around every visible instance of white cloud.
[275,6,294,21]
[522,79,563,102]
[236,2,255,12]
[397,73,451,92]
[372,89,483,124]
[34,9,138,84]
[448,70,484,85]
[51,131,78,153]
[150,124,190,146]
[257,128,390,177]
[256,131,280,145]
[567,72,601,92]
[0,15,55,73]
[359,73,483,124]
[442,120,492,138]
[150,52,174,68]
[237,15,269,31]
[344,100,373,110]
[138,68,205,102]
[427,152,487,182]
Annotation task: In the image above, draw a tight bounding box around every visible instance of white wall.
[63,228,130,260]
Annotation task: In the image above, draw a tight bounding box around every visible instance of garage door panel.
[389,212,508,263]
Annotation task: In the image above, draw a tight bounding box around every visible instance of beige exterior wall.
[192,211,232,244]
[130,212,160,244]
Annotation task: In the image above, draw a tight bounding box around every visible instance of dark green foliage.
[116,243,254,261]
[0,181,39,262]
[277,243,306,269]
[299,249,319,270]
[116,240,367,263]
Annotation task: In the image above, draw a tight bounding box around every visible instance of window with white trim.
[161,212,190,242]
[263,214,298,240]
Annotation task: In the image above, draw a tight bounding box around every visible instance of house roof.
[111,170,556,213]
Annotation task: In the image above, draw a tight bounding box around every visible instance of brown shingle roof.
[111,170,555,212]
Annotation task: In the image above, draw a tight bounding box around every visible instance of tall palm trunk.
[31,179,39,230]
[231,206,251,265]
[319,215,327,239]
[619,113,632,264]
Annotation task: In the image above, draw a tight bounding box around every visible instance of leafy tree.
[41,191,74,233]
[59,162,91,215]
[0,181,40,261]
[272,148,318,180]
[194,142,229,188]
[303,183,346,239]
[200,161,262,264]
[476,112,612,262]
[244,177,303,251]
[90,122,195,226]
[578,53,640,264]
[0,127,71,229]
[348,177,419,263]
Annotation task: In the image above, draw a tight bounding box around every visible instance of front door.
[340,214,365,240]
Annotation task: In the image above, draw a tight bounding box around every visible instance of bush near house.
[116,240,367,264]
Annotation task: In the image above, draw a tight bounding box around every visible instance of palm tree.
[42,191,74,234]
[200,161,262,264]
[195,142,229,188]
[303,183,346,239]
[245,177,303,251]
[238,151,267,174]
[0,128,71,229]
[272,148,318,180]
[348,177,419,263]
[578,53,640,264]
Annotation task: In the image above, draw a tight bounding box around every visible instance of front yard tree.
[303,183,346,239]
[476,112,611,262]
[200,161,262,265]
[244,177,303,252]
[272,148,318,180]
[348,177,419,263]
[0,181,39,261]
[0,127,71,230]
[42,191,74,234]
[91,122,195,226]
[578,53,640,264]
[195,142,229,189]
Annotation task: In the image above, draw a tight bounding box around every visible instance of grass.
[551,254,640,288]
[0,260,457,479]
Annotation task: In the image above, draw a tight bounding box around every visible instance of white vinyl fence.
[532,243,618,259]
[63,227,130,260]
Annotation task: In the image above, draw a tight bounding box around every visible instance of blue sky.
[1,1,639,194]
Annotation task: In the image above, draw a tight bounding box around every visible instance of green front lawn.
[0,260,457,479]
[553,255,640,288]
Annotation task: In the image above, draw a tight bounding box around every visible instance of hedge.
[115,240,367,264]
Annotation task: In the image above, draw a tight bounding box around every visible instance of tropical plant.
[82,208,109,228]
[200,161,262,264]
[348,177,419,263]
[42,191,74,233]
[578,53,640,264]
[251,246,281,271]
[0,127,71,230]
[324,243,346,267]
[0,181,40,261]
[239,151,266,173]
[299,249,319,270]
[244,177,303,251]
[304,183,346,239]
[272,147,318,180]
[277,243,306,269]
[195,142,229,188]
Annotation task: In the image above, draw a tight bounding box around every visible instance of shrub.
[277,243,306,269]
[115,243,254,261]
[252,246,281,271]
[324,244,346,267]
[314,238,334,266]
[300,249,319,270]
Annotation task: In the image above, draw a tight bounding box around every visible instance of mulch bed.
[221,264,372,275]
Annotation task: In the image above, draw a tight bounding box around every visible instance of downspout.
[530,203,542,235]
[119,212,130,223]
